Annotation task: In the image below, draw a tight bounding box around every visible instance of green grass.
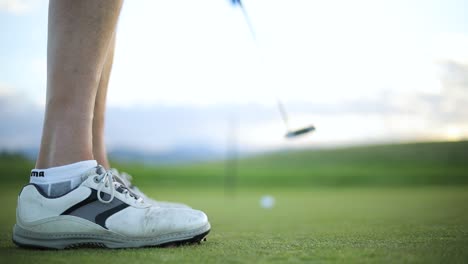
[0,186,467,263]
[0,141,468,263]
[2,141,468,188]
[113,140,468,188]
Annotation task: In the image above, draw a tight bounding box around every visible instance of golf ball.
[260,195,275,209]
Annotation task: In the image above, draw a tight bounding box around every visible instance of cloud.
[0,86,43,149]
[1,69,468,154]
[0,0,39,14]
[394,60,468,122]
[439,61,468,117]
[0,83,14,96]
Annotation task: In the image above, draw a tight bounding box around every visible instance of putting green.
[1,186,467,263]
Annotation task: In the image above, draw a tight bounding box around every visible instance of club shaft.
[239,5,256,40]
[277,100,290,130]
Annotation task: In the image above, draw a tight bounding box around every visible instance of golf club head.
[285,125,315,139]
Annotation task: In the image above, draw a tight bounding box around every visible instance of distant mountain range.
[108,146,228,164]
[6,146,232,164]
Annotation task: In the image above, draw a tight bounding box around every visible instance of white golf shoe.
[13,166,210,249]
[111,168,190,208]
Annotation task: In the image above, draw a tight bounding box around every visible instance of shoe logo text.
[30,171,45,177]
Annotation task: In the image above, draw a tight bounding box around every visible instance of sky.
[1,0,468,154]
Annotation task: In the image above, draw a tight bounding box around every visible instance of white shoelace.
[112,169,151,202]
[95,166,144,204]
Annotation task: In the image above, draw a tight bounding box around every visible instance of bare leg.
[36,0,123,169]
[92,34,116,169]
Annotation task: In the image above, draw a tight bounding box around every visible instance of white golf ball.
[260,195,275,209]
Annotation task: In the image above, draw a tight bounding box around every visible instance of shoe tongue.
[110,169,132,187]
[79,166,104,183]
[96,166,107,175]
[114,176,129,187]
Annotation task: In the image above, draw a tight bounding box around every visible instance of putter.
[278,100,315,138]
[231,0,315,139]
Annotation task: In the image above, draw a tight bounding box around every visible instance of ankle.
[30,160,98,197]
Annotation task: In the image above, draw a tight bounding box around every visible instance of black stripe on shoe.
[61,189,98,215]
[95,203,129,228]
[61,189,129,229]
